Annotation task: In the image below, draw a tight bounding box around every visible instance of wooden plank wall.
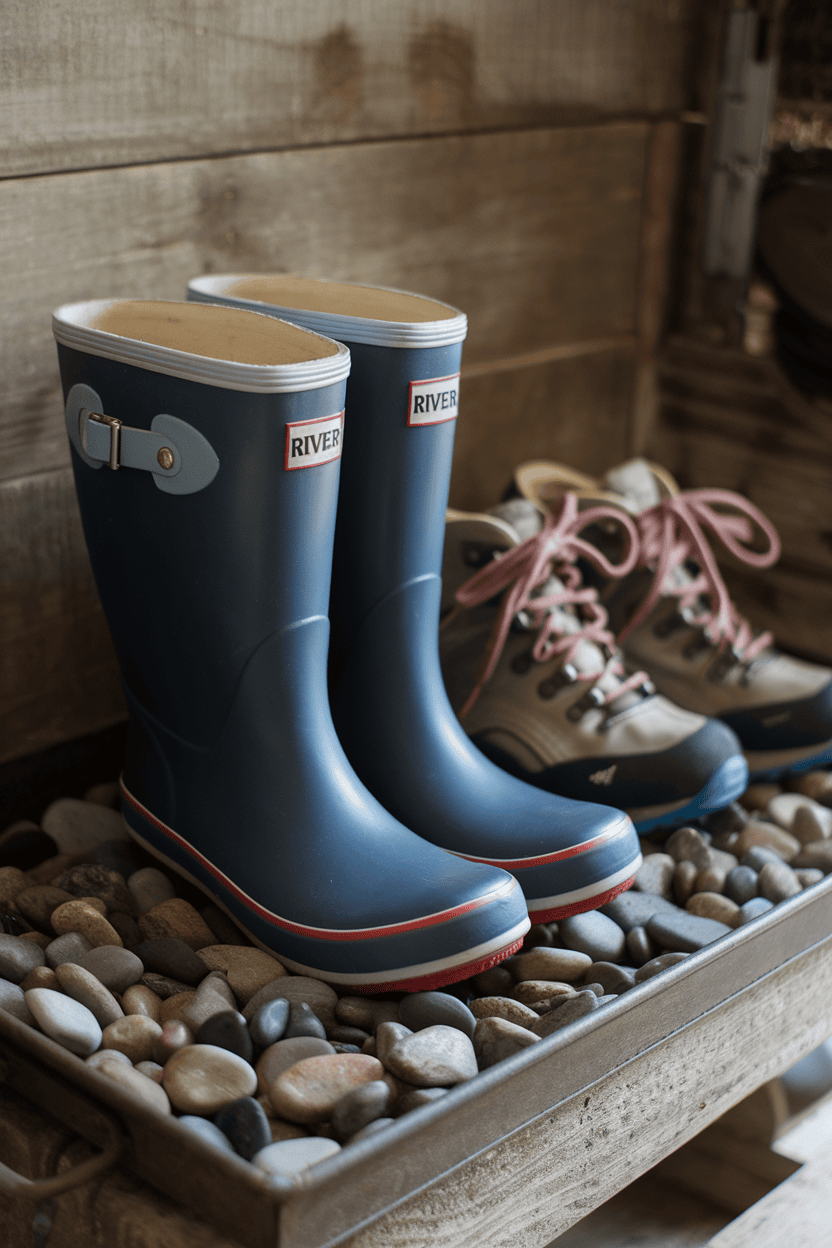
[0,1,720,765]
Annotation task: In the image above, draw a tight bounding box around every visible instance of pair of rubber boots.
[54,278,640,994]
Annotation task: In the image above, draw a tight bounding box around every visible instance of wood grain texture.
[704,1150,832,1248]
[334,937,832,1248]
[450,346,637,511]
[0,123,648,483]
[0,469,125,766]
[0,0,707,178]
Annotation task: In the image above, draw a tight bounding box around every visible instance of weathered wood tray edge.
[2,875,832,1248]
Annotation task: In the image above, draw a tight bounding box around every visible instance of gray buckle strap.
[65,383,219,496]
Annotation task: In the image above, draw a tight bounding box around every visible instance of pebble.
[52,864,135,914]
[136,938,210,986]
[180,972,238,1031]
[255,1036,335,1096]
[197,1011,254,1063]
[282,1001,327,1042]
[102,1014,163,1063]
[583,963,636,994]
[23,853,81,887]
[686,893,740,925]
[54,962,124,1027]
[741,846,784,872]
[16,886,74,930]
[625,926,656,967]
[757,861,803,904]
[200,905,250,948]
[795,868,824,889]
[790,772,832,805]
[473,1016,540,1069]
[0,979,34,1024]
[633,854,675,898]
[243,977,337,1034]
[334,996,399,1032]
[468,996,540,1029]
[601,890,680,932]
[510,947,592,983]
[740,783,782,811]
[250,998,290,1049]
[663,827,712,869]
[89,840,148,879]
[50,900,122,947]
[127,867,178,914]
[163,1044,258,1115]
[0,932,45,982]
[141,972,192,999]
[734,821,800,862]
[703,802,748,835]
[177,1116,237,1154]
[394,1086,449,1116]
[647,910,732,953]
[160,992,197,1025]
[695,865,730,895]
[329,1026,369,1046]
[724,865,759,906]
[252,1137,341,1178]
[672,861,698,907]
[399,991,477,1039]
[512,980,575,1009]
[20,966,59,991]
[78,945,143,993]
[0,866,27,906]
[25,987,102,1055]
[791,805,832,845]
[633,952,689,983]
[214,1096,272,1160]
[154,1019,195,1063]
[374,1022,413,1066]
[86,1048,132,1070]
[41,798,129,853]
[44,932,93,968]
[95,1057,172,1114]
[768,793,832,834]
[558,912,627,964]
[19,931,50,949]
[733,897,775,926]
[330,1080,395,1141]
[135,1061,164,1082]
[384,1026,478,1088]
[530,990,598,1038]
[523,923,555,948]
[347,1117,395,1144]
[108,912,142,948]
[138,899,216,951]
[792,842,832,873]
[83,781,121,807]
[1,909,34,937]
[196,945,287,1005]
[471,966,515,996]
[269,1053,385,1124]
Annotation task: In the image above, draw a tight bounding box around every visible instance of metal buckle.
[87,412,122,470]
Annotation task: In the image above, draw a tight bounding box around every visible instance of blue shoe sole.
[632,754,749,834]
[748,741,832,781]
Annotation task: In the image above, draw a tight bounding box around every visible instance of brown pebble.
[686,892,740,925]
[255,1036,335,1096]
[791,805,832,846]
[51,900,123,947]
[122,984,163,1022]
[471,966,515,996]
[16,886,74,930]
[473,1016,540,1069]
[163,1044,258,1115]
[243,976,338,1033]
[102,1014,163,1063]
[734,821,800,862]
[159,992,197,1024]
[269,1053,384,1125]
[740,783,782,811]
[97,1058,172,1114]
[83,781,121,808]
[19,932,52,949]
[22,854,83,886]
[335,996,400,1031]
[512,980,575,1008]
[137,899,216,951]
[633,854,675,898]
[195,945,287,1005]
[0,867,27,906]
[663,827,713,870]
[180,971,238,1030]
[469,996,540,1028]
[154,1019,194,1064]
[510,947,592,983]
[694,866,729,895]
[54,962,124,1028]
[790,772,832,806]
[758,860,803,904]
[672,860,699,907]
[795,868,824,889]
[20,966,60,992]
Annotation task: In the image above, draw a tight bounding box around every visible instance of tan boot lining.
[91,300,338,365]
[226,275,457,323]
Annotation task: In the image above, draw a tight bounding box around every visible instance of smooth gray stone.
[393,1086,449,1117]
[283,1001,327,1041]
[583,982,605,997]
[741,846,784,872]
[595,994,619,1006]
[724,865,759,906]
[663,826,713,869]
[384,1025,478,1086]
[329,1026,370,1046]
[177,1116,237,1154]
[601,890,680,933]
[733,897,775,927]
[196,1010,254,1063]
[399,991,477,1039]
[41,798,129,852]
[214,1096,271,1160]
[625,926,656,967]
[252,1137,341,1177]
[530,989,598,1038]
[249,998,290,1049]
[0,978,34,1023]
[558,912,627,964]
[134,938,207,985]
[758,860,802,904]
[77,945,144,993]
[0,934,45,982]
[375,1022,413,1067]
[633,854,675,899]
[703,802,747,835]
[633,952,689,983]
[330,1080,394,1141]
[646,911,732,953]
[127,867,177,914]
[791,842,832,873]
[44,931,93,970]
[583,962,636,994]
[473,1016,539,1069]
[347,1116,395,1143]
[25,987,102,1055]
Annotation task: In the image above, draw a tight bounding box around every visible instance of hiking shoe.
[513,457,832,780]
[440,493,747,833]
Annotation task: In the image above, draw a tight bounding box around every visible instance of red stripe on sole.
[349,936,525,994]
[527,874,636,924]
[453,819,633,870]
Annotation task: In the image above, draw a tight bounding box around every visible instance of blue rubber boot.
[52,298,529,990]
[189,277,642,919]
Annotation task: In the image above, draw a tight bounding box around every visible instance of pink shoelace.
[455,493,648,718]
[618,488,781,660]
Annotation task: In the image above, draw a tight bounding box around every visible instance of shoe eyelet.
[566,685,606,721]
[537,662,578,699]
